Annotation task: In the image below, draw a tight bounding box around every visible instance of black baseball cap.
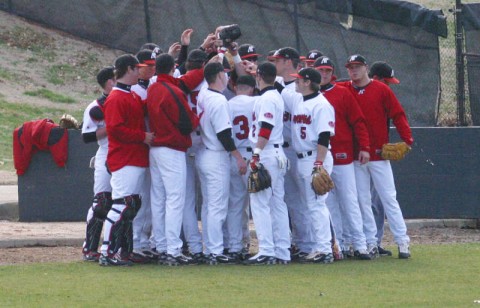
[114,54,147,70]
[314,56,334,70]
[369,61,400,84]
[272,47,300,60]
[345,54,367,67]
[290,67,321,84]
[236,75,256,88]
[187,49,208,63]
[96,66,114,86]
[238,44,261,60]
[256,62,277,78]
[136,49,156,66]
[304,49,323,63]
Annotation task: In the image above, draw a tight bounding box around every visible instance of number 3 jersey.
[282,89,335,152]
[228,94,256,149]
[248,87,284,146]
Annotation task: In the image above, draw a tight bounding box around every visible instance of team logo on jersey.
[264,112,273,119]
[358,89,365,95]
[328,121,335,128]
[335,153,347,160]
[292,114,312,124]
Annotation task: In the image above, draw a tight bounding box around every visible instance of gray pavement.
[0,185,478,249]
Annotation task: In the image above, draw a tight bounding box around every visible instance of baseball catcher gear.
[311,166,334,195]
[59,113,79,129]
[380,142,411,161]
[248,163,272,193]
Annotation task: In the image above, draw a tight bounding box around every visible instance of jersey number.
[300,126,307,140]
[233,115,249,140]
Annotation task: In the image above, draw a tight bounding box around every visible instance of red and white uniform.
[339,80,413,246]
[285,90,335,254]
[227,94,255,253]
[183,80,207,255]
[248,87,291,261]
[82,98,110,195]
[147,74,200,257]
[101,85,148,256]
[196,87,233,255]
[280,84,311,253]
[322,84,371,252]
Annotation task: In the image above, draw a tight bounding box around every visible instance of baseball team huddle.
[80,25,414,267]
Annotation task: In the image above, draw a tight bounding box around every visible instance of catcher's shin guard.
[111,194,142,255]
[83,192,112,253]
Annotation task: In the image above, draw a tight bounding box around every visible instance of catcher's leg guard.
[111,195,142,255]
[83,192,112,254]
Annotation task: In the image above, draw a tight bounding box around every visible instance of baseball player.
[303,49,323,68]
[227,74,257,260]
[81,66,115,262]
[129,48,158,263]
[368,61,402,257]
[99,54,154,266]
[147,53,202,266]
[181,49,209,263]
[314,56,373,260]
[238,43,261,64]
[272,47,312,260]
[245,62,291,265]
[284,68,335,263]
[339,54,413,259]
[196,62,247,265]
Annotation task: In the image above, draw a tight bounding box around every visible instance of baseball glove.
[381,142,411,161]
[248,163,272,193]
[59,114,79,129]
[311,166,334,196]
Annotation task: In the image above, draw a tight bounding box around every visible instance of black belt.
[196,131,201,136]
[274,144,280,148]
[283,142,289,148]
[297,151,313,159]
[246,147,253,152]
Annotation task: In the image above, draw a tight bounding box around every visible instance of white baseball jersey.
[197,88,232,151]
[280,80,297,144]
[249,88,284,146]
[82,99,108,154]
[289,92,335,152]
[228,95,255,149]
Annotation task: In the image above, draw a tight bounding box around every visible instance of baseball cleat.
[303,252,334,264]
[368,245,380,259]
[141,249,161,261]
[207,253,239,265]
[398,243,411,259]
[165,253,198,266]
[83,251,101,262]
[99,254,133,267]
[354,250,373,260]
[291,250,309,262]
[378,246,393,257]
[156,252,168,265]
[191,252,207,264]
[128,252,151,264]
[243,254,276,265]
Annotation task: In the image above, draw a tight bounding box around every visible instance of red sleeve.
[384,88,414,145]
[344,91,370,151]
[105,96,145,144]
[177,68,204,91]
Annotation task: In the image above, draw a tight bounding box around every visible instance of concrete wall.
[17,128,480,221]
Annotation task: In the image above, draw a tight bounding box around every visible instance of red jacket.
[147,74,199,152]
[322,84,370,165]
[104,87,149,172]
[13,119,68,175]
[337,80,413,161]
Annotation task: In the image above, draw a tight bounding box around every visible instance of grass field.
[1,244,479,307]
